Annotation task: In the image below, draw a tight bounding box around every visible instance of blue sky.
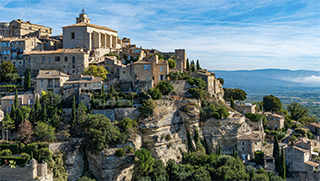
[0,0,319,71]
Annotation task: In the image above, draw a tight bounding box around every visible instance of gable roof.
[25,48,88,55]
[237,133,262,141]
[62,22,117,33]
[36,70,69,79]
[305,161,319,167]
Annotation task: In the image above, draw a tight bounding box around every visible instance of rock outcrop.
[138,100,201,164]
[86,149,134,181]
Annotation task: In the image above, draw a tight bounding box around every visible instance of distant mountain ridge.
[209,69,320,94]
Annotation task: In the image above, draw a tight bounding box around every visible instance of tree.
[194,129,205,153]
[273,135,280,173]
[147,88,162,100]
[191,60,195,72]
[100,84,104,97]
[34,122,56,141]
[84,65,108,80]
[1,113,15,141]
[5,73,21,83]
[17,120,34,144]
[83,114,123,153]
[41,105,48,122]
[78,176,96,181]
[167,58,176,69]
[233,146,237,158]
[279,148,286,179]
[0,60,17,82]
[287,102,309,121]
[134,149,155,179]
[77,101,88,130]
[70,96,76,136]
[196,60,201,70]
[35,95,41,122]
[230,97,235,109]
[263,95,282,112]
[186,58,190,71]
[223,88,247,101]
[139,99,157,118]
[152,159,167,180]
[157,81,173,95]
[50,107,61,130]
[217,77,224,85]
[10,90,19,123]
[24,67,31,90]
[15,108,24,129]
[298,116,317,125]
[109,84,115,94]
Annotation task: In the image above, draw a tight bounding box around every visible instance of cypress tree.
[233,146,237,158]
[29,105,35,123]
[16,108,24,128]
[273,135,280,173]
[186,58,190,71]
[71,96,76,135]
[91,92,95,101]
[14,90,19,108]
[279,147,286,179]
[41,105,47,122]
[230,97,235,109]
[218,145,221,156]
[100,84,104,97]
[35,95,41,122]
[191,60,195,72]
[110,84,114,94]
[196,60,201,70]
[24,67,31,90]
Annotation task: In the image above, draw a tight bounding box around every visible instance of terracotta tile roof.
[62,22,117,33]
[25,49,88,55]
[36,70,69,79]
[12,19,51,29]
[310,123,320,129]
[0,37,16,41]
[191,69,215,76]
[237,133,261,141]
[305,161,319,167]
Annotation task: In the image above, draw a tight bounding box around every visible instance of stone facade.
[265,113,284,130]
[0,36,44,75]
[284,146,317,172]
[0,159,53,181]
[63,75,102,93]
[1,93,38,113]
[0,19,52,38]
[190,69,224,101]
[36,70,69,94]
[25,48,89,78]
[235,104,257,114]
[237,133,263,160]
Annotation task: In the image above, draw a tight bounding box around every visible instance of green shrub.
[0,156,30,167]
[245,113,263,122]
[126,145,134,153]
[0,149,12,156]
[148,88,162,99]
[115,148,125,157]
[139,99,157,118]
[254,151,265,165]
[116,101,125,108]
[308,132,316,139]
[20,152,30,157]
[188,88,204,99]
[295,128,308,137]
[157,81,173,95]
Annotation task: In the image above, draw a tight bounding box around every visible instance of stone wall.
[93,108,140,122]
[171,80,192,92]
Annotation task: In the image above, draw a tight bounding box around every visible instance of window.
[7,107,11,112]
[242,142,245,145]
[42,57,45,62]
[71,32,75,39]
[108,61,109,64]
[12,53,16,59]
[34,58,36,62]
[94,83,96,87]
[128,55,131,60]
[146,76,149,81]
[72,56,75,63]
[98,83,101,87]
[28,99,34,104]
[84,83,87,87]
[134,50,141,53]
[242,147,244,151]
[73,65,75,68]
[9,100,13,104]
[49,57,51,62]
[28,58,31,63]
[41,83,43,87]
[144,64,151,70]
[65,57,68,62]
[160,66,163,72]
[55,56,60,61]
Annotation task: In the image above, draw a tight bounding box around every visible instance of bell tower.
[76,8,90,24]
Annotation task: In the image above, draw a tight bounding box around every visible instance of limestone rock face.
[138,100,201,164]
[86,149,134,181]
[202,116,251,154]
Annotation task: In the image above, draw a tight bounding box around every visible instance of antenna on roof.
[82,8,85,14]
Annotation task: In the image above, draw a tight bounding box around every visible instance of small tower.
[76,8,90,24]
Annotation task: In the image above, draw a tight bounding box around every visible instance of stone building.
[40,36,63,50]
[161,49,186,71]
[62,10,123,58]
[235,103,257,114]
[284,146,318,172]
[25,48,89,78]
[104,56,124,75]
[63,75,102,94]
[0,36,44,75]
[0,19,52,38]
[36,70,69,94]
[190,69,224,101]
[0,158,53,181]
[307,122,320,136]
[1,93,38,113]
[237,133,263,160]
[264,113,284,130]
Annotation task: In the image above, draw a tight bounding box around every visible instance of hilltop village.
[0,10,320,181]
